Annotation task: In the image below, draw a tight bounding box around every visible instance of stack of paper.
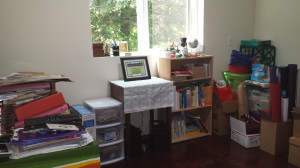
[9,128,93,159]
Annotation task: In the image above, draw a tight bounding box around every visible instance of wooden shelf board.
[172,132,210,143]
[172,105,212,113]
[172,76,212,83]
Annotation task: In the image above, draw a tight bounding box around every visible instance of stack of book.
[171,71,193,81]
[0,72,75,156]
[0,72,71,139]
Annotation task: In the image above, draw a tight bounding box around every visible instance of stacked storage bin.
[84,97,124,166]
[223,50,253,89]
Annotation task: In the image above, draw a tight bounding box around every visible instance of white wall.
[254,0,300,66]
[254,0,300,106]
[0,0,255,132]
[204,0,256,80]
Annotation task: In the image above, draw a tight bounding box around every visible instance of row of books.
[171,112,186,140]
[172,85,212,111]
[171,112,207,140]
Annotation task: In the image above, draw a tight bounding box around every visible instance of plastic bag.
[251,64,269,82]
[213,82,235,102]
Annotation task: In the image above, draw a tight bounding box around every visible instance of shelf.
[172,76,212,83]
[168,55,213,61]
[172,132,211,143]
[172,105,212,113]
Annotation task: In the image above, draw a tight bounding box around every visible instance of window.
[89,0,203,53]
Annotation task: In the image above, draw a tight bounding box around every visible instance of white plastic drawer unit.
[84,97,123,125]
[96,122,124,145]
[100,141,125,165]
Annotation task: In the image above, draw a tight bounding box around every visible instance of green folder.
[0,141,100,168]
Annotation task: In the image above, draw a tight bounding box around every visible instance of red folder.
[15,92,66,121]
[14,103,69,128]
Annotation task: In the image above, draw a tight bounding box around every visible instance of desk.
[110,77,174,157]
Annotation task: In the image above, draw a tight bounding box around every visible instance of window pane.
[89,0,138,51]
[148,0,187,49]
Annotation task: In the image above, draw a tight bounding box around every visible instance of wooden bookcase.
[158,55,214,143]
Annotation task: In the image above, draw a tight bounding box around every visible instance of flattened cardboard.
[260,118,292,155]
[293,119,300,139]
[289,137,300,167]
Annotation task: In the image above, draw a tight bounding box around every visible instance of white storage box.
[100,141,125,165]
[70,105,96,139]
[96,122,124,145]
[230,116,260,148]
[84,97,123,125]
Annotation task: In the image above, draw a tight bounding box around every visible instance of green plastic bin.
[222,72,251,89]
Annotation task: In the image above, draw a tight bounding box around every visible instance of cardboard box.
[288,137,300,167]
[213,93,238,114]
[293,119,300,139]
[70,105,96,139]
[212,104,238,136]
[230,116,260,148]
[185,65,206,79]
[260,118,292,155]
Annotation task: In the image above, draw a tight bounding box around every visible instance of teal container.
[222,72,251,89]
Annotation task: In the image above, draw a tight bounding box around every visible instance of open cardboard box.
[230,116,260,148]
[259,111,292,155]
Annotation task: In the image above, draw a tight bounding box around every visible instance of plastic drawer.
[84,97,123,125]
[96,123,124,145]
[94,106,123,125]
[100,141,124,164]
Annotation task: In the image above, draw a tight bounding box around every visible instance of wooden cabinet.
[158,55,214,143]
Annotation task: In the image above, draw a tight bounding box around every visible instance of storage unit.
[158,55,213,143]
[84,97,124,165]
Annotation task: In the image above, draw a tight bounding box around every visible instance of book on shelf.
[171,112,185,140]
[185,114,207,133]
[171,71,193,77]
[185,126,200,135]
[172,84,211,110]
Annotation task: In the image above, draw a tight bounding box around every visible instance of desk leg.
[166,107,172,150]
[150,110,154,123]
[125,113,131,159]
